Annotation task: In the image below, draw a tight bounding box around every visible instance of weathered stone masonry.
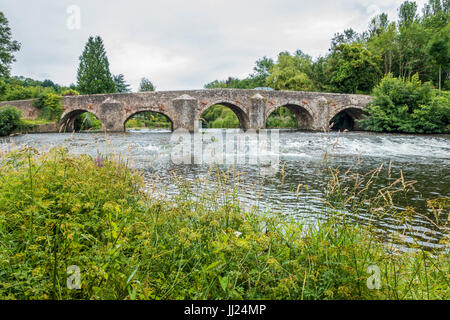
[1,89,373,132]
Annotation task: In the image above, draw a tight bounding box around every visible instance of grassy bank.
[0,149,448,300]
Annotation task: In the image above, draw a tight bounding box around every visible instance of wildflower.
[95,155,104,167]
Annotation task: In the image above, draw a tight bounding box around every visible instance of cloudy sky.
[1,0,428,91]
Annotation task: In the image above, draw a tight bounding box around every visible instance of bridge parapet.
[2,89,373,133]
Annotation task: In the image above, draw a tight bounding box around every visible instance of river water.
[1,130,449,251]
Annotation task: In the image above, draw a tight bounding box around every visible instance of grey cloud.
[0,0,429,91]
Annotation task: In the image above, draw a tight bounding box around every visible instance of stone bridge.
[2,89,373,132]
[61,89,373,132]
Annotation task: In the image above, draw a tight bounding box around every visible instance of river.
[1,129,449,252]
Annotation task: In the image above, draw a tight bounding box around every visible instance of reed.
[0,148,448,300]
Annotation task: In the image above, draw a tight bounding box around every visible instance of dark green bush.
[0,106,23,136]
[361,74,449,133]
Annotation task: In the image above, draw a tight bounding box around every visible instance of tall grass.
[0,148,448,300]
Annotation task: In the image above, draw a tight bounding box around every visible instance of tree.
[113,74,131,93]
[360,74,448,133]
[328,43,382,93]
[249,56,275,87]
[76,36,116,94]
[266,52,315,91]
[139,77,156,92]
[368,13,390,38]
[399,1,418,26]
[427,24,450,93]
[367,21,397,75]
[330,29,361,49]
[0,11,21,78]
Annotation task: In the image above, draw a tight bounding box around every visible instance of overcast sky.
[1,0,429,91]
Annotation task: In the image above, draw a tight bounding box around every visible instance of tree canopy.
[0,11,21,78]
[76,36,116,94]
[139,77,156,92]
[113,74,131,93]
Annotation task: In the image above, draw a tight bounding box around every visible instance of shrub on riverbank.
[0,149,448,300]
[361,74,449,133]
[0,106,25,136]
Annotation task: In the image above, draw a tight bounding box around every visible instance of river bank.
[0,148,448,300]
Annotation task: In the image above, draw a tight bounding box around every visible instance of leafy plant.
[0,149,448,300]
[0,106,24,136]
[361,74,449,133]
[33,93,63,121]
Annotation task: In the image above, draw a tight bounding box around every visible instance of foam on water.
[1,130,449,251]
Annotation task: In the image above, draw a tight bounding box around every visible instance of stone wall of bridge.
[60,89,372,132]
[0,99,40,120]
[1,89,373,132]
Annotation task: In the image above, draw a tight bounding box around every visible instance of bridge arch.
[329,106,367,131]
[124,110,174,131]
[59,109,102,132]
[200,101,250,130]
[266,103,314,130]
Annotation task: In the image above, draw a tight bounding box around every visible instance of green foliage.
[328,43,382,94]
[331,28,363,48]
[0,11,21,78]
[33,93,63,121]
[205,77,259,90]
[1,85,53,102]
[266,107,298,128]
[201,105,240,128]
[0,149,448,300]
[77,36,116,95]
[0,106,23,136]
[427,23,450,90]
[205,57,275,90]
[113,74,131,93]
[399,1,419,26]
[0,76,75,102]
[126,112,171,129]
[61,89,79,96]
[139,78,156,92]
[74,113,102,131]
[266,52,315,91]
[412,93,450,132]
[361,74,449,133]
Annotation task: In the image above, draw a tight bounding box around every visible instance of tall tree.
[328,43,382,94]
[427,25,450,93]
[0,11,21,78]
[139,77,156,92]
[330,29,361,49]
[249,56,275,87]
[399,1,418,26]
[113,74,131,93]
[76,36,116,94]
[265,52,315,91]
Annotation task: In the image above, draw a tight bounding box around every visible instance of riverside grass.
[0,148,448,300]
